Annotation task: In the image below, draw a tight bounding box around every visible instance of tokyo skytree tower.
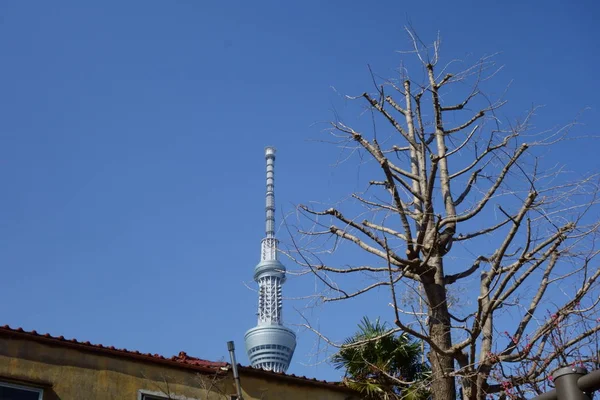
[244,147,296,373]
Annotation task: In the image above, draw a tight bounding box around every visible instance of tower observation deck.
[244,147,296,373]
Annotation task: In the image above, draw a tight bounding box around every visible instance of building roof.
[237,365,350,391]
[0,324,351,392]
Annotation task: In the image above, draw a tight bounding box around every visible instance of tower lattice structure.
[244,147,296,373]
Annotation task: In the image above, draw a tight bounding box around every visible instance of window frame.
[0,381,44,400]
[138,388,206,400]
[139,392,169,400]
[140,395,168,400]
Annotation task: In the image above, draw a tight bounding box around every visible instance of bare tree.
[293,30,600,400]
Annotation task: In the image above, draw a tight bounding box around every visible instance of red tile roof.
[0,324,352,392]
[0,324,227,374]
[238,365,349,390]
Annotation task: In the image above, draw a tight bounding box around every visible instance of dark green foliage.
[333,317,430,399]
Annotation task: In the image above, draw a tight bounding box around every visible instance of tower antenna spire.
[244,147,296,373]
[262,147,277,259]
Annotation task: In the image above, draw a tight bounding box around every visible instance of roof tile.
[0,325,226,373]
[0,324,351,391]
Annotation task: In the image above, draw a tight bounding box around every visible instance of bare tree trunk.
[423,256,456,400]
[475,272,493,400]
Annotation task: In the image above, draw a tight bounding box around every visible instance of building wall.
[239,373,355,400]
[0,336,356,400]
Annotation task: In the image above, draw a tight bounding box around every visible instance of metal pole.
[577,369,600,394]
[532,368,600,400]
[227,341,244,400]
[552,367,591,400]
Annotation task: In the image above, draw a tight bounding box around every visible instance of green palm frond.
[333,317,431,400]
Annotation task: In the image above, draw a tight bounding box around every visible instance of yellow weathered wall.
[0,336,357,400]
[240,374,356,400]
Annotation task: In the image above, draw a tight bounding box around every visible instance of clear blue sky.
[1,0,598,382]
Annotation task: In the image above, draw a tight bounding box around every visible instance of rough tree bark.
[293,30,600,400]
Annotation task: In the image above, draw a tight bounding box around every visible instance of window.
[139,389,204,400]
[0,382,43,400]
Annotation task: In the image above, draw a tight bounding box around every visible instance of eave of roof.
[238,365,353,392]
[0,325,227,375]
[0,324,353,393]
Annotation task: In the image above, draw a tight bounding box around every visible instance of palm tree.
[332,317,430,400]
